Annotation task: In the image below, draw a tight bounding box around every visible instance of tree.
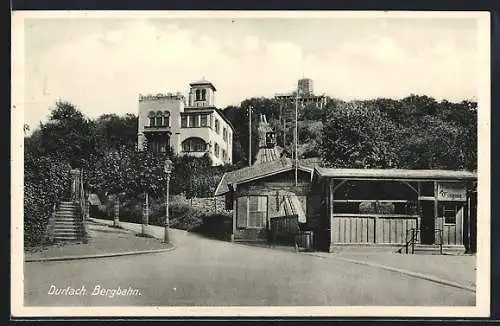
[94,113,138,152]
[222,105,259,166]
[320,102,398,168]
[39,101,97,169]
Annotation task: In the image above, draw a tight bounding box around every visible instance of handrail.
[78,169,89,243]
[405,227,444,254]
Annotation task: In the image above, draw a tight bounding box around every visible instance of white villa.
[137,79,234,166]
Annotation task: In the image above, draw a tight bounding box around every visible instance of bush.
[24,154,72,246]
[192,212,233,240]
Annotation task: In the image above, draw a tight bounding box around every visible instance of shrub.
[192,212,233,240]
[24,154,72,246]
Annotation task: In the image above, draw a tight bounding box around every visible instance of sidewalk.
[25,220,172,261]
[310,251,476,289]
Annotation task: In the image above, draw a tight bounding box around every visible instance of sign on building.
[437,182,467,201]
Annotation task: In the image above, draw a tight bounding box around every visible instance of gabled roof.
[315,167,477,180]
[214,158,316,196]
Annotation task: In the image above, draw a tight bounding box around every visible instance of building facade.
[274,78,328,108]
[137,79,234,166]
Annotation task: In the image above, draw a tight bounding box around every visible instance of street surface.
[24,229,475,306]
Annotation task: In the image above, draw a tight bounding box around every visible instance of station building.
[215,158,477,253]
[274,78,328,108]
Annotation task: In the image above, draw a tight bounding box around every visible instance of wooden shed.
[215,158,319,243]
[313,167,477,253]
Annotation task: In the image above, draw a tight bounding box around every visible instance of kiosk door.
[421,201,435,244]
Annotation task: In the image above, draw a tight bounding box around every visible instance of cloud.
[22,19,479,131]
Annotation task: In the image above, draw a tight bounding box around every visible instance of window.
[237,196,267,229]
[200,115,208,127]
[164,111,170,127]
[215,119,220,134]
[195,89,201,101]
[223,128,227,141]
[182,137,207,152]
[147,138,169,153]
[222,149,227,161]
[181,115,187,128]
[214,143,220,157]
[156,116,163,126]
[439,202,461,225]
[148,111,156,126]
[192,115,200,127]
[248,196,267,228]
[333,200,417,215]
[201,89,206,101]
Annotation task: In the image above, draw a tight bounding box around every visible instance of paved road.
[24,229,475,306]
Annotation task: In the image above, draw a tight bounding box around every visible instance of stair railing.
[405,227,444,254]
[405,228,417,254]
[78,169,89,243]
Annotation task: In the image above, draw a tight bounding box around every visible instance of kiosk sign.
[437,182,466,201]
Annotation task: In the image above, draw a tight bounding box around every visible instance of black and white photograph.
[11,11,490,317]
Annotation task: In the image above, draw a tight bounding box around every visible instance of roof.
[314,167,477,180]
[189,79,217,91]
[214,158,315,196]
[215,108,235,132]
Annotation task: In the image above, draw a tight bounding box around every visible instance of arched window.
[156,111,163,126]
[164,111,170,127]
[196,89,201,101]
[148,111,156,126]
[214,143,220,157]
[214,119,220,133]
[182,137,207,152]
[201,89,207,101]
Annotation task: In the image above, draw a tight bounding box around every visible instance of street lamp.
[163,159,173,244]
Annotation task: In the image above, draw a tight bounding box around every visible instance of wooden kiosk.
[313,168,477,253]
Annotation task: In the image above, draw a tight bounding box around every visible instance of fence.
[269,215,299,245]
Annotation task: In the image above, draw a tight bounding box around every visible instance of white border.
[11,10,491,318]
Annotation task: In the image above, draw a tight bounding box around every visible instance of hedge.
[24,154,72,246]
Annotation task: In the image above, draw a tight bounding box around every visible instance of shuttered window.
[248,196,267,228]
[237,197,247,228]
[236,196,267,229]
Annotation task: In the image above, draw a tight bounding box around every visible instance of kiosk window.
[439,202,460,225]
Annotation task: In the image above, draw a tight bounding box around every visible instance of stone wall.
[170,194,230,215]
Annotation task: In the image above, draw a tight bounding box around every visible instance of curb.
[25,245,176,263]
[305,252,476,293]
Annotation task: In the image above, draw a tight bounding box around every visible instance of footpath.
[25,220,174,262]
[233,241,476,292]
[308,251,477,292]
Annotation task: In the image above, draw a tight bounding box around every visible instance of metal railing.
[405,228,443,254]
[78,169,89,243]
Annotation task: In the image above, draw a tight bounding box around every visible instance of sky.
[20,13,481,131]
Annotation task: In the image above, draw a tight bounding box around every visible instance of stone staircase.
[47,201,85,242]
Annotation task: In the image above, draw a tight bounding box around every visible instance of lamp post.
[164,159,173,244]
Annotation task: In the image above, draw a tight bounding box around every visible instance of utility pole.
[248,105,252,167]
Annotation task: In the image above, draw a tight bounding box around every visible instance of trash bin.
[295,231,314,251]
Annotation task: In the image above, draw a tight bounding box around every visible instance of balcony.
[143,125,172,134]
